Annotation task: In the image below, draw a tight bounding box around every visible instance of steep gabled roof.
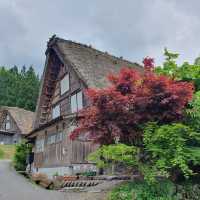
[0,106,35,135]
[48,36,142,88]
[33,36,142,130]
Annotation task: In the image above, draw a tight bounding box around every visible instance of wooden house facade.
[28,35,141,177]
[0,106,34,144]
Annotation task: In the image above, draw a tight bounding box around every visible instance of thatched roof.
[48,36,142,88]
[0,106,35,135]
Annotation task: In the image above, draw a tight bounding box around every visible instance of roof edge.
[46,35,141,68]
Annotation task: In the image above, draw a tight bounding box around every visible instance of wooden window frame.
[52,104,60,119]
[70,90,83,113]
[56,132,63,143]
[47,134,56,145]
[5,115,11,130]
[36,139,45,153]
[60,73,70,96]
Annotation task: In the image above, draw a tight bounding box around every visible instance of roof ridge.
[48,36,140,67]
[0,106,34,113]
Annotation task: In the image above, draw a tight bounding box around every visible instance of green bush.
[108,180,200,200]
[88,123,200,183]
[143,122,200,182]
[13,141,32,171]
[185,91,200,132]
[88,143,138,169]
[108,180,177,200]
[109,181,200,200]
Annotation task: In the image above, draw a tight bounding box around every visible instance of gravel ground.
[0,160,107,200]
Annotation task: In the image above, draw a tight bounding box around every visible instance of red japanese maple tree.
[70,58,194,145]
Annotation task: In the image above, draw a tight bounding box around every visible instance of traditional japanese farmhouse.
[0,106,34,144]
[27,35,141,177]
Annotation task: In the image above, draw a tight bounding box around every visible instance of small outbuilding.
[0,106,34,144]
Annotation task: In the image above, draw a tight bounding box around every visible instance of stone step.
[62,180,102,188]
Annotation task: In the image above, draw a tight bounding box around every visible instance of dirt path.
[0,160,106,200]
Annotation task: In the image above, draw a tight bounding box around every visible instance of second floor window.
[5,115,11,130]
[71,91,83,113]
[60,74,69,95]
[52,105,60,119]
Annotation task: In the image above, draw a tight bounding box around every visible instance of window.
[36,139,44,153]
[47,135,56,144]
[5,115,11,130]
[56,132,63,142]
[71,91,83,113]
[52,105,60,119]
[61,74,69,95]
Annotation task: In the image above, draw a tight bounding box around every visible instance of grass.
[0,144,15,160]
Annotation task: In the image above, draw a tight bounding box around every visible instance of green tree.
[143,123,200,182]
[0,65,40,111]
[13,141,32,171]
[156,49,200,92]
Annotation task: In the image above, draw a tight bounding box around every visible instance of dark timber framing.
[28,35,141,175]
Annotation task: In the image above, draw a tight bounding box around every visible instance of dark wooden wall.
[34,119,96,168]
[35,49,87,128]
[33,49,96,168]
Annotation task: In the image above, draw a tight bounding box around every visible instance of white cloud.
[0,0,200,73]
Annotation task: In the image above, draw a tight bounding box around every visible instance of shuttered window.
[71,91,83,113]
[60,74,69,95]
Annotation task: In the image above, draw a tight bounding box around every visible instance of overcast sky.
[0,0,200,74]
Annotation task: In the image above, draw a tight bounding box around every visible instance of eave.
[0,130,15,136]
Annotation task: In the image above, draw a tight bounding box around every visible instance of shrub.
[13,141,32,171]
[143,123,200,182]
[88,143,138,169]
[108,180,177,200]
[185,91,200,132]
[89,123,200,183]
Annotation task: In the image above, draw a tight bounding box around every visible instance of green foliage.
[194,56,200,66]
[155,49,200,92]
[185,91,200,132]
[108,180,177,200]
[143,123,200,182]
[88,143,138,168]
[13,141,32,171]
[89,123,200,183]
[81,171,96,177]
[88,143,138,169]
[177,182,200,200]
[0,66,40,111]
[108,180,200,200]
